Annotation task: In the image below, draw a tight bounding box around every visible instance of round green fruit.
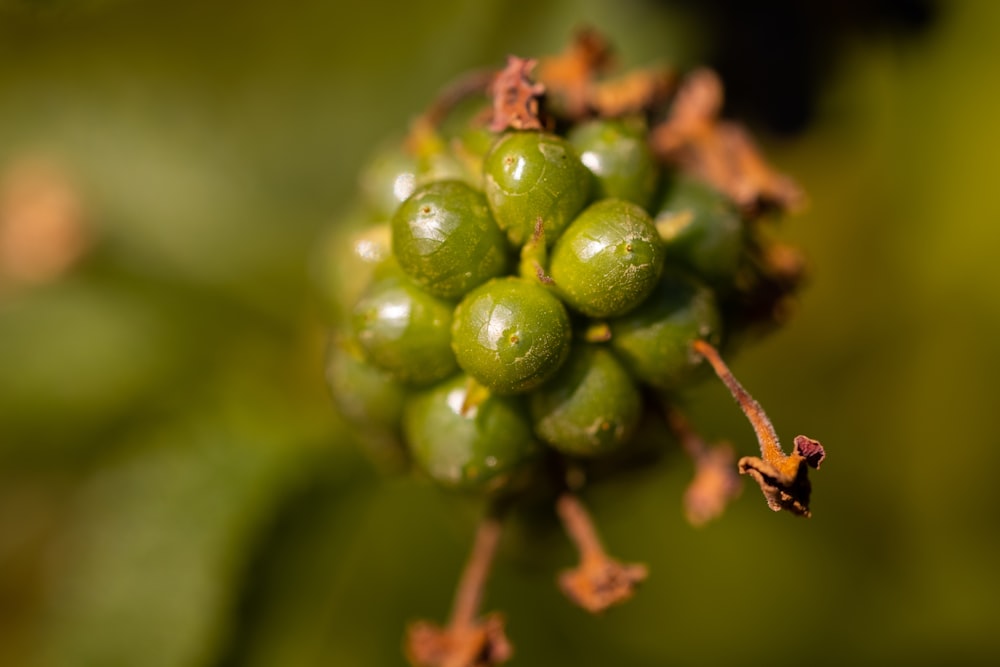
[451,277,572,394]
[483,131,592,247]
[549,198,665,318]
[654,175,745,286]
[358,142,418,219]
[404,374,540,493]
[392,180,509,299]
[530,344,642,457]
[352,268,458,385]
[608,271,721,391]
[568,117,660,210]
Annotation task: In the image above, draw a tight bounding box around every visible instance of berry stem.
[665,405,709,463]
[556,492,606,565]
[405,505,512,667]
[692,339,825,517]
[692,339,783,467]
[448,513,502,631]
[555,492,648,613]
[665,404,742,526]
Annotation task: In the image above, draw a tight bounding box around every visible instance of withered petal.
[738,455,814,518]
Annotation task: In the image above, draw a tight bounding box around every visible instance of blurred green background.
[2,0,999,665]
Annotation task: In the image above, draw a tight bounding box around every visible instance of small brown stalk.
[692,339,825,517]
[666,407,742,527]
[405,514,512,667]
[556,492,648,613]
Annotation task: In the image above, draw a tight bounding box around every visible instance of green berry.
[530,344,641,457]
[314,219,393,325]
[608,271,721,391]
[483,131,592,247]
[324,336,408,469]
[392,180,509,299]
[359,142,419,219]
[549,198,665,318]
[352,267,458,385]
[568,117,660,210]
[451,277,572,394]
[404,374,540,493]
[325,336,407,429]
[655,175,745,286]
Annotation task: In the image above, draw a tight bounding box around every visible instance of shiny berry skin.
[359,142,418,219]
[325,336,407,429]
[451,277,572,394]
[392,180,509,300]
[568,117,660,210]
[352,267,458,386]
[529,344,642,457]
[548,198,665,318]
[403,373,540,493]
[324,336,408,469]
[483,131,592,247]
[654,175,745,286]
[608,271,721,391]
[315,219,393,325]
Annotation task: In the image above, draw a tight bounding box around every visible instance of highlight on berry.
[314,27,825,667]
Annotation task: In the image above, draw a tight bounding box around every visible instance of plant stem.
[692,339,784,466]
[448,514,502,630]
[556,492,605,564]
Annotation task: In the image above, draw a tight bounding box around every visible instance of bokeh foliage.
[1,0,999,665]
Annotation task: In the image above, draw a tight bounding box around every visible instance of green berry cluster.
[315,36,825,666]
[321,96,772,485]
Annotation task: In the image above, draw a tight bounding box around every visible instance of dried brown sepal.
[0,156,90,290]
[692,339,825,517]
[666,407,742,526]
[555,493,648,613]
[405,515,511,667]
[588,66,676,118]
[489,56,546,132]
[650,68,805,214]
[536,26,614,120]
[738,436,825,518]
[685,443,743,526]
[558,557,649,614]
[405,613,512,667]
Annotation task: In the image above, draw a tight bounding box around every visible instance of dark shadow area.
[653,0,940,135]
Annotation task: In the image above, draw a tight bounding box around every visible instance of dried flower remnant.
[406,515,513,667]
[588,66,675,118]
[692,339,825,517]
[0,157,90,290]
[489,56,546,132]
[666,408,742,527]
[650,69,804,213]
[556,492,648,613]
[536,27,614,119]
[536,28,675,120]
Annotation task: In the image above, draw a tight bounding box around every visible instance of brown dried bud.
[489,56,545,132]
[651,68,805,214]
[738,435,825,518]
[405,613,512,667]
